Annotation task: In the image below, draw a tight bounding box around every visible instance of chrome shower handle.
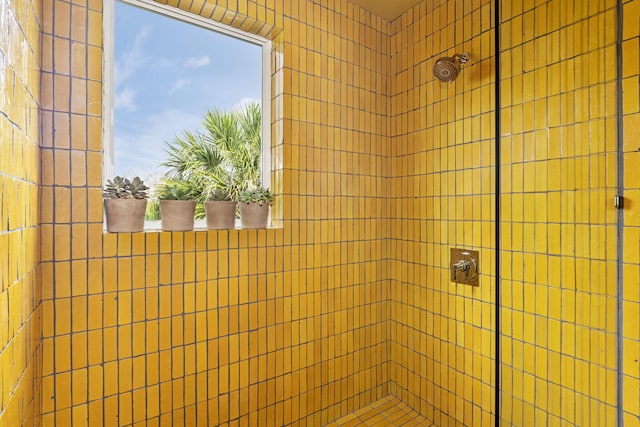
[453,259,471,271]
[451,259,471,281]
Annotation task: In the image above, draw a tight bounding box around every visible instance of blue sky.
[113,1,262,182]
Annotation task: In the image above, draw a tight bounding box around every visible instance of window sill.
[103,219,282,233]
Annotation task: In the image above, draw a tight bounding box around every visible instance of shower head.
[433,52,470,82]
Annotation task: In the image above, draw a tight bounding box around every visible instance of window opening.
[103,0,271,226]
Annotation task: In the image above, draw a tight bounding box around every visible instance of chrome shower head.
[433,52,470,82]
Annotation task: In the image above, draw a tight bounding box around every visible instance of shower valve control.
[450,248,479,286]
[452,260,471,272]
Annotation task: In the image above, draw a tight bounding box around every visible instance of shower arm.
[453,53,470,64]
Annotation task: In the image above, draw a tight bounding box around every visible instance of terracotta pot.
[239,202,270,228]
[104,198,147,232]
[205,200,237,229]
[159,200,196,231]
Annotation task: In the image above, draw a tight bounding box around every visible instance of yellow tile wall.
[622,0,640,424]
[2,0,638,425]
[388,1,496,426]
[0,0,43,425]
[499,0,619,425]
[38,0,392,426]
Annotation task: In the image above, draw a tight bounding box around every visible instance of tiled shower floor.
[323,396,433,427]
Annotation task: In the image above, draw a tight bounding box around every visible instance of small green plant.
[145,199,161,220]
[208,188,234,202]
[155,179,195,200]
[238,186,274,205]
[104,176,149,199]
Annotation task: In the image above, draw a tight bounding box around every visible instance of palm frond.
[160,103,263,201]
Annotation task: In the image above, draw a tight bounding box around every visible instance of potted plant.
[103,176,149,232]
[204,188,237,230]
[238,186,274,229]
[156,179,196,231]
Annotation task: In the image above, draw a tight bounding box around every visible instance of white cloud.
[168,78,191,95]
[114,108,203,180]
[114,26,152,88]
[184,55,210,69]
[114,88,137,111]
[232,97,261,112]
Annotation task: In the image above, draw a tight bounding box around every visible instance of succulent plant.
[238,186,274,205]
[103,176,149,199]
[208,188,234,202]
[155,179,195,200]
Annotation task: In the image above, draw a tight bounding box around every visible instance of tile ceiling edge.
[347,0,424,21]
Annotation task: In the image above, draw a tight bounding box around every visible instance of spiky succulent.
[208,188,234,202]
[103,176,149,199]
[238,186,274,205]
[155,179,195,200]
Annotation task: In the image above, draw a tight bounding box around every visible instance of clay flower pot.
[205,200,237,229]
[104,199,147,232]
[159,200,196,231]
[239,202,270,228]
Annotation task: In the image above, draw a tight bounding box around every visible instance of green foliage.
[194,204,206,220]
[162,102,262,203]
[145,199,161,220]
[103,176,149,199]
[238,186,274,205]
[155,179,196,200]
[208,188,233,201]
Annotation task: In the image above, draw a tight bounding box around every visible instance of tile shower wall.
[499,0,619,425]
[388,0,635,426]
[38,0,391,425]
[2,0,637,426]
[0,0,43,425]
[388,1,497,426]
[622,0,640,424]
